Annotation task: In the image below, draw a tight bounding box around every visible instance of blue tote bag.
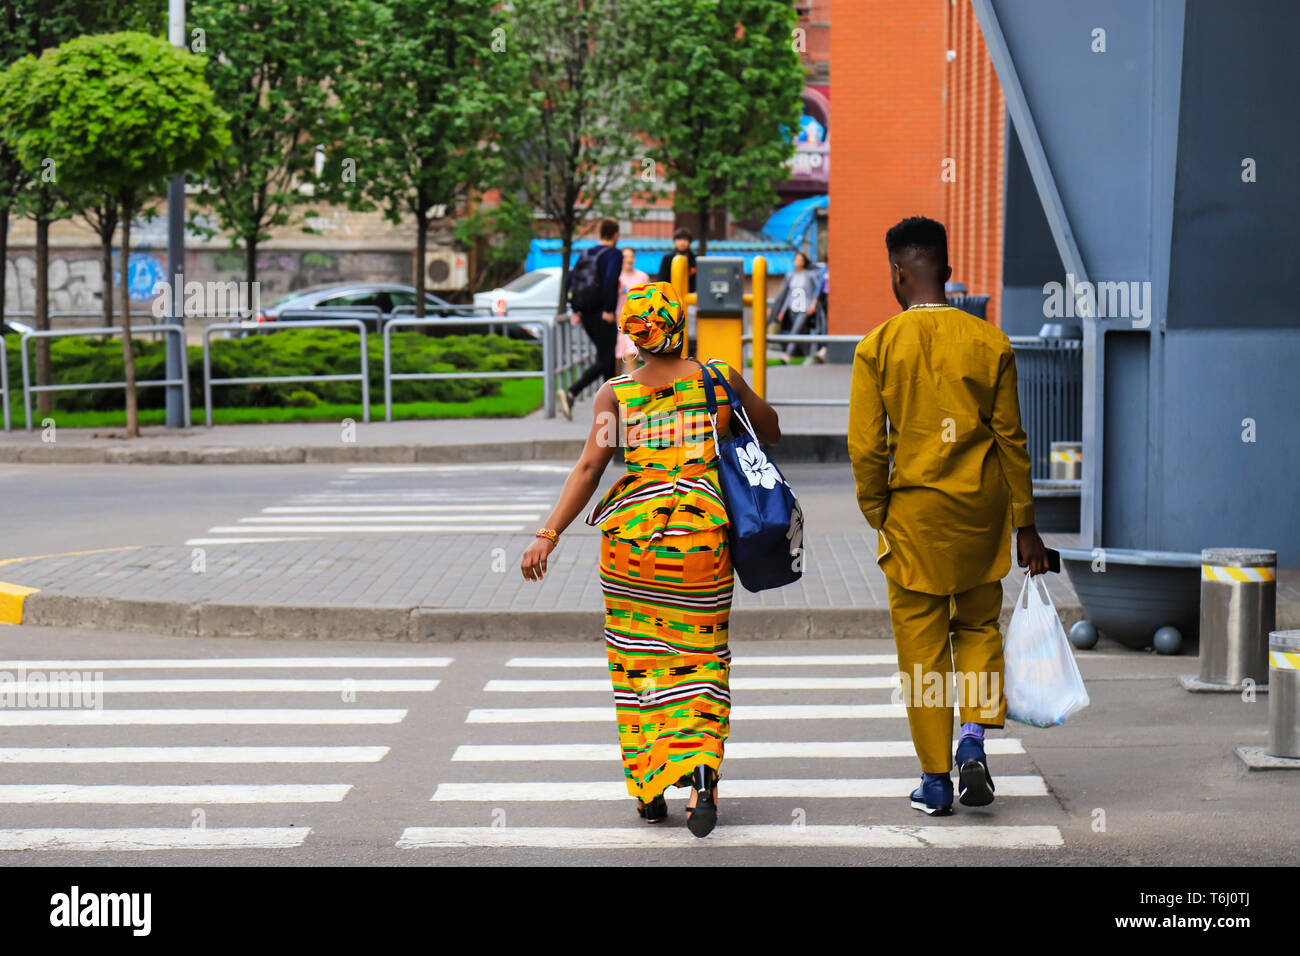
[695,359,804,592]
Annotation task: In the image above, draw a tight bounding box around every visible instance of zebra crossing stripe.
[504,655,900,668]
[8,679,441,694]
[484,677,898,692]
[452,740,1026,761]
[0,709,407,726]
[0,784,352,804]
[0,747,390,763]
[0,828,310,851]
[430,777,1048,801]
[0,657,451,669]
[465,704,907,723]
[397,824,1064,850]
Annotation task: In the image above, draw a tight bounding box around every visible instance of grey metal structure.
[1195,548,1276,690]
[0,336,9,432]
[203,318,369,427]
[975,0,1300,564]
[381,315,552,423]
[1268,631,1300,759]
[19,325,190,430]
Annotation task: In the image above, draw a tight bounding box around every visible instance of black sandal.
[684,765,719,838]
[637,794,667,823]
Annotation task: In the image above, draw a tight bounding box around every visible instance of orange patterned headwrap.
[620,281,685,354]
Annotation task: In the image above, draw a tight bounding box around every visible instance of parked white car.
[473,268,564,325]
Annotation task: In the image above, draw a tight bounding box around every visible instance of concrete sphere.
[1069,619,1099,650]
[1153,626,1183,655]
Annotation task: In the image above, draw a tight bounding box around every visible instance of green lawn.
[2,378,544,429]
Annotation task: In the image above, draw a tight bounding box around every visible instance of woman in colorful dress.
[520,281,780,837]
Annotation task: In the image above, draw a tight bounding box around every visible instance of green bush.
[1,329,541,414]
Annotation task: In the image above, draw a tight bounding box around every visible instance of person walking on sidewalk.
[769,251,826,362]
[614,248,649,375]
[521,280,780,838]
[847,216,1049,818]
[556,218,623,420]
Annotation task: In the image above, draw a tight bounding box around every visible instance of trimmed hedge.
[1,330,541,412]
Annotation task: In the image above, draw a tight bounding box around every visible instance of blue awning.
[760,195,828,248]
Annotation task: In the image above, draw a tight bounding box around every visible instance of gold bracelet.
[535,528,559,543]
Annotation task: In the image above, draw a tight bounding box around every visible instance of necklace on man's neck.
[906,302,948,310]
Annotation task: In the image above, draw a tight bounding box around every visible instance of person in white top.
[614,248,650,374]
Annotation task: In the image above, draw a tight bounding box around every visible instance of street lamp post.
[164,0,187,428]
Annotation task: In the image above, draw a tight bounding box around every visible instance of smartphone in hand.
[1046,547,1061,574]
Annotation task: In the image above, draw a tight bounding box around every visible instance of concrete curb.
[19,591,1087,642]
[0,434,850,466]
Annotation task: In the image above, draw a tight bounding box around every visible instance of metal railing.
[1008,336,1083,482]
[0,336,9,432]
[382,314,552,422]
[18,325,190,430]
[203,318,370,427]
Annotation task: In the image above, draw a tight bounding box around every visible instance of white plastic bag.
[1003,573,1090,727]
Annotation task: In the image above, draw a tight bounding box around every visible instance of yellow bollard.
[751,256,767,398]
[672,253,689,358]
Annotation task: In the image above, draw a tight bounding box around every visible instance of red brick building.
[829,0,1005,334]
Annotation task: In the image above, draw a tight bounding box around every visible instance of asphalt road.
[0,460,865,557]
[0,624,1291,867]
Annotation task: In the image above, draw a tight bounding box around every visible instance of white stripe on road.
[240,515,538,524]
[13,679,440,693]
[505,655,900,668]
[430,777,1047,802]
[185,537,315,545]
[485,677,898,692]
[0,784,352,804]
[397,825,1064,850]
[263,505,548,513]
[451,740,1026,761]
[0,827,311,851]
[466,704,907,723]
[0,747,390,763]
[204,525,526,534]
[0,709,407,726]
[0,657,451,669]
[346,464,571,474]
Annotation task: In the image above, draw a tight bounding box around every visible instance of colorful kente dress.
[585,358,735,802]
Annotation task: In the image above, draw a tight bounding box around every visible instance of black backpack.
[568,245,614,312]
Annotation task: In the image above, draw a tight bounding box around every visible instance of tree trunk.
[244,236,258,288]
[415,210,427,319]
[101,214,115,328]
[0,206,8,325]
[120,195,139,438]
[34,215,51,415]
[556,228,574,317]
[697,201,710,256]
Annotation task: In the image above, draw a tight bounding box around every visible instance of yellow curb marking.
[0,546,142,625]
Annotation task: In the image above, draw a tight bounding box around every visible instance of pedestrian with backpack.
[557,218,622,420]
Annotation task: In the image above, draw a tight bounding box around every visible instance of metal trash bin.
[1198,548,1276,688]
[1268,630,1300,758]
[1049,441,1082,480]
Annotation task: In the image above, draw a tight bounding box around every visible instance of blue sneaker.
[909,775,953,816]
[955,735,995,807]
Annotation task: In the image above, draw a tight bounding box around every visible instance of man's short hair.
[885,216,948,267]
[672,227,693,242]
[599,218,620,240]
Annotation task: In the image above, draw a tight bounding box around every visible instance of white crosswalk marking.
[0,655,447,853]
[398,825,1065,850]
[186,466,565,544]
[451,740,1027,761]
[410,652,1066,853]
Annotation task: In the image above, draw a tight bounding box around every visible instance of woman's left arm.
[521,383,620,581]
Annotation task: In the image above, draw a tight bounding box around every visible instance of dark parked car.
[254,283,538,339]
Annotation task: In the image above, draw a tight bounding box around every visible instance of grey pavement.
[0,363,851,464]
[0,623,1292,866]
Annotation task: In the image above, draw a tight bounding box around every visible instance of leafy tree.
[628,0,804,253]
[505,0,648,313]
[326,0,520,317]
[188,0,352,286]
[0,31,229,436]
